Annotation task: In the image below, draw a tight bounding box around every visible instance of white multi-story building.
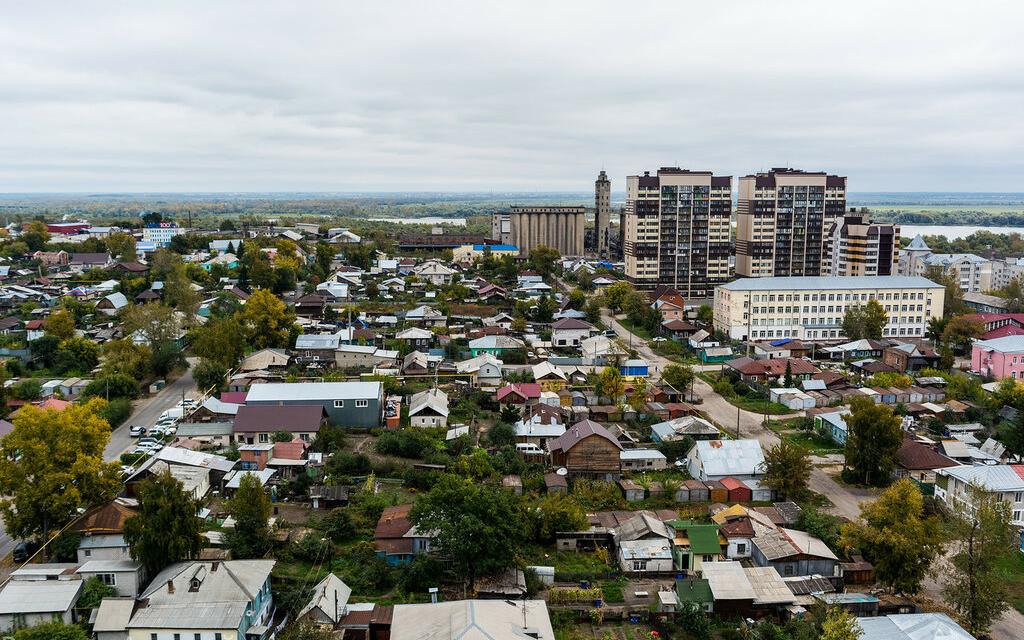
[141,223,184,247]
[899,235,994,293]
[713,275,945,342]
[935,465,1024,527]
[826,213,899,277]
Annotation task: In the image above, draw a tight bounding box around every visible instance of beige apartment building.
[735,168,847,278]
[623,168,732,296]
[826,213,900,277]
[713,276,945,342]
[491,206,586,256]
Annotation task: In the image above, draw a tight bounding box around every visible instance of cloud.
[0,0,1022,191]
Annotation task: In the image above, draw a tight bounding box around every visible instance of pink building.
[972,335,1024,380]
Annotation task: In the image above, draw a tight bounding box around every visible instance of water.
[368,216,467,226]
[900,224,1024,239]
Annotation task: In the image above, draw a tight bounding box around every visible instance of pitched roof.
[896,438,959,471]
[233,404,327,433]
[548,419,622,453]
[496,383,541,401]
[727,357,819,377]
[71,499,137,535]
[551,317,594,330]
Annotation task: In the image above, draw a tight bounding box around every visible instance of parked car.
[13,540,39,563]
[129,425,146,437]
[120,465,135,476]
[604,329,617,337]
[129,446,156,456]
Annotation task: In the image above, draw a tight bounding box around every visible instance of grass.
[601,577,626,603]
[996,551,1024,614]
[781,431,843,455]
[521,546,612,577]
[616,317,654,341]
[725,394,793,415]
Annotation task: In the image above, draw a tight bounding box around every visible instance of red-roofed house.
[496,383,542,406]
[725,357,819,384]
[548,419,623,480]
[374,504,432,566]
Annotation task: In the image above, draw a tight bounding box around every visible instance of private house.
[413,260,456,285]
[233,404,329,444]
[295,333,343,365]
[651,415,720,443]
[455,353,503,387]
[532,361,568,391]
[620,449,667,472]
[814,409,851,445]
[496,382,542,406]
[244,381,383,427]
[750,523,840,579]
[238,443,275,471]
[514,414,565,451]
[469,335,525,356]
[408,388,449,428]
[70,252,113,269]
[387,600,554,640]
[76,559,145,598]
[294,294,328,318]
[547,419,623,480]
[883,343,941,373]
[296,574,352,626]
[405,305,447,326]
[669,521,724,575]
[895,438,958,486]
[616,514,675,575]
[856,613,975,640]
[662,319,698,340]
[395,327,434,351]
[125,560,275,640]
[124,448,237,501]
[686,440,765,481]
[822,339,886,361]
[374,504,432,566]
[239,348,291,372]
[551,318,596,348]
[700,562,796,617]
[97,292,129,316]
[0,570,84,632]
[651,290,687,322]
[334,344,398,370]
[70,498,137,563]
[724,357,819,386]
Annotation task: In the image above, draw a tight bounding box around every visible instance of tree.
[123,470,204,575]
[487,422,516,448]
[225,472,272,558]
[121,303,182,351]
[411,474,523,589]
[697,304,713,327]
[925,265,967,316]
[106,232,136,262]
[240,288,295,349]
[78,575,117,609]
[783,360,794,388]
[535,493,587,542]
[603,281,635,312]
[841,306,865,340]
[661,364,695,400]
[82,374,140,400]
[839,479,944,594]
[13,623,88,640]
[163,263,199,314]
[193,359,229,393]
[762,440,812,501]
[528,245,560,277]
[53,336,100,374]
[844,397,902,486]
[535,293,555,323]
[100,338,152,379]
[861,299,888,340]
[0,399,121,542]
[320,507,355,543]
[926,316,949,343]
[277,620,334,640]
[866,372,913,388]
[43,309,76,340]
[22,220,50,252]
[819,607,862,640]
[942,315,985,354]
[498,404,520,424]
[596,366,624,404]
[568,288,587,310]
[942,488,1019,636]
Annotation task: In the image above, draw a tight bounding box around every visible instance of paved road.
[103,359,200,462]
[601,310,872,521]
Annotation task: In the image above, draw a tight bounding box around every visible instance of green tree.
[225,472,272,558]
[941,315,985,354]
[122,470,205,575]
[487,421,516,448]
[54,336,100,374]
[193,359,229,393]
[841,306,864,340]
[498,404,520,424]
[844,397,902,486]
[568,288,587,310]
[794,506,843,549]
[839,479,944,594]
[43,309,76,340]
[696,304,713,327]
[603,281,635,312]
[82,374,140,400]
[78,575,117,609]
[762,440,812,501]
[861,299,888,340]
[528,245,560,277]
[661,364,695,400]
[240,288,295,349]
[783,360,794,388]
[596,366,625,404]
[411,474,523,589]
[866,372,913,388]
[106,232,137,262]
[942,488,1019,636]
[535,493,587,542]
[535,293,556,323]
[320,507,355,543]
[0,399,122,542]
[13,623,88,640]
[100,338,152,379]
[22,220,50,252]
[820,607,862,640]
[925,265,967,316]
[121,303,183,352]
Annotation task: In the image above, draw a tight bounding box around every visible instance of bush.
[291,533,330,562]
[486,422,516,448]
[375,429,441,459]
[83,374,140,400]
[320,508,355,542]
[10,379,41,401]
[326,451,372,477]
[397,554,444,594]
[712,377,735,398]
[100,397,133,428]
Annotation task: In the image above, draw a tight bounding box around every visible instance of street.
[103,359,200,463]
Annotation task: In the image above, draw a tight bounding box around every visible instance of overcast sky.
[1,1,1022,193]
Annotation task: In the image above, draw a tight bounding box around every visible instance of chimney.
[167,580,175,594]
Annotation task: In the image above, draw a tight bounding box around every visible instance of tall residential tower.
[623,168,732,296]
[595,170,611,257]
[735,168,847,278]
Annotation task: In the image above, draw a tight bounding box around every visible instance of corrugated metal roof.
[245,381,382,403]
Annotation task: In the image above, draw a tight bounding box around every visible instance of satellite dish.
[555,467,568,476]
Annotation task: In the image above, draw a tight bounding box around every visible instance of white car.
[129,447,156,456]
[120,465,135,476]
[129,425,146,437]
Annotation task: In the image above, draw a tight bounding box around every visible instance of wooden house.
[547,419,623,480]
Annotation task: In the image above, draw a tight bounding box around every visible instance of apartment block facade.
[899,235,995,293]
[735,168,847,278]
[713,275,945,341]
[623,168,732,296]
[826,213,900,277]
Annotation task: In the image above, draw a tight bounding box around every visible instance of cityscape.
[1,3,1023,640]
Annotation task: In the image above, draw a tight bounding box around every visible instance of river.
[899,224,1024,239]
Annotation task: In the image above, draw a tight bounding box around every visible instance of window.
[334,400,345,408]
[152,635,158,640]
[784,566,794,576]
[98,573,116,586]
[84,549,91,557]
[355,399,368,408]
[736,543,746,554]
[703,554,713,562]
[195,634,201,640]
[1015,492,1022,503]
[215,635,222,640]
[632,560,647,571]
[175,635,181,640]
[258,433,269,443]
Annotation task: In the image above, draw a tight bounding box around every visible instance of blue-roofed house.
[620,359,649,378]
[815,409,851,445]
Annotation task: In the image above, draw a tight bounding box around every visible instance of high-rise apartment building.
[595,170,611,257]
[735,168,847,278]
[491,206,586,256]
[826,213,899,277]
[623,168,732,296]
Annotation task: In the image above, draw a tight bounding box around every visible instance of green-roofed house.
[670,521,724,576]
[675,578,713,613]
